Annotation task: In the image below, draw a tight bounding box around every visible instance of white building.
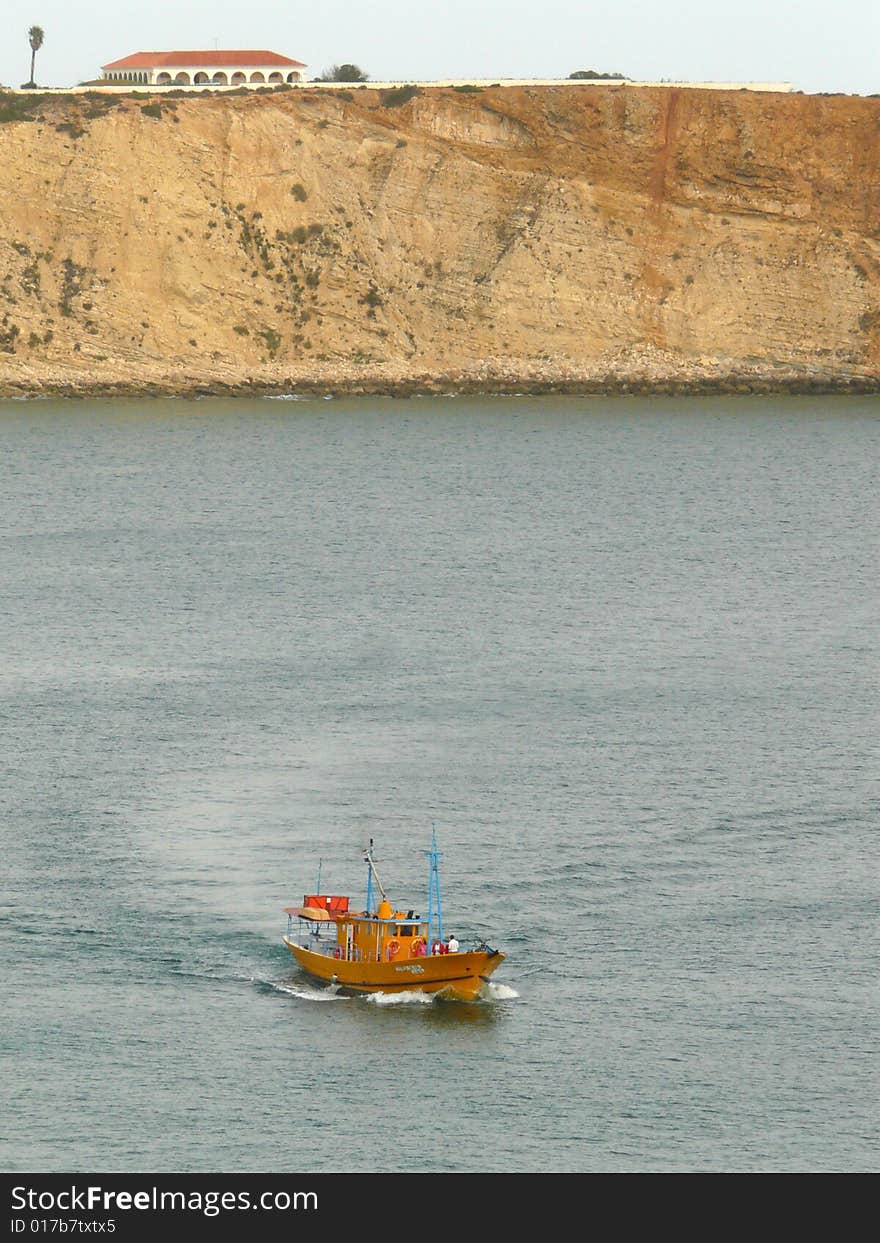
[101,50,307,87]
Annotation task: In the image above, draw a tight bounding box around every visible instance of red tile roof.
[102,50,306,70]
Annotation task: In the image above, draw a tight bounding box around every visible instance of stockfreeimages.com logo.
[11,1185,318,1218]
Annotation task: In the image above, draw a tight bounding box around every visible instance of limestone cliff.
[0,83,878,395]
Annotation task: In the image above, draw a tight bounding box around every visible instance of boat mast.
[426,826,443,945]
[363,839,386,914]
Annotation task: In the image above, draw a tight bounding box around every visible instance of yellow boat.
[283,834,505,1000]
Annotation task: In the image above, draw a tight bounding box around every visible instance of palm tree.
[27,25,44,87]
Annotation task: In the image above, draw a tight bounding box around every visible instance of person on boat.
[447,934,459,953]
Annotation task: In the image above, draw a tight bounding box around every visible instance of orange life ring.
[411,937,427,957]
[386,939,401,960]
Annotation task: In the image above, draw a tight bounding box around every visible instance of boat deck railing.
[284,922,378,963]
[291,936,388,964]
[285,915,497,962]
[287,934,494,963]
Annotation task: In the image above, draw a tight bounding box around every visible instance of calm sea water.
[1,394,878,1173]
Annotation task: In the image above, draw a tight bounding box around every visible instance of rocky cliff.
[0,83,878,396]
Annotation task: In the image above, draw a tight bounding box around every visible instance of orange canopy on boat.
[303,894,349,913]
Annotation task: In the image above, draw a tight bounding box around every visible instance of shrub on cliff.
[381,84,421,108]
[0,92,46,122]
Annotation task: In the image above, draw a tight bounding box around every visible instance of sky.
[3,0,878,95]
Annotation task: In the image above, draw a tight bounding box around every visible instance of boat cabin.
[285,894,441,963]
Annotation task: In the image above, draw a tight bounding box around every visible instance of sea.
[1,393,878,1174]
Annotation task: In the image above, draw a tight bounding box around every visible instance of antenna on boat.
[425,825,443,946]
[363,838,386,913]
[316,858,322,896]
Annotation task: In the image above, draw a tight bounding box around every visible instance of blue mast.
[426,827,443,946]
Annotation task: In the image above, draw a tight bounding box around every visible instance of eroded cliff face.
[0,83,878,394]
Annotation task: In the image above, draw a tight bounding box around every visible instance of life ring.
[386,939,401,960]
[333,946,342,959]
[411,937,427,957]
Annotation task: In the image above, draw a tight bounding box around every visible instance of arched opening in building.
[156,72,172,85]
[249,71,265,83]
[194,72,209,84]
[286,72,302,83]
[231,72,246,84]
[268,72,283,83]
[174,72,191,85]
[212,71,228,84]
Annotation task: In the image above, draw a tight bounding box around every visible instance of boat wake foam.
[255,977,350,1002]
[363,990,436,1007]
[362,982,517,1005]
[484,981,519,1000]
[254,976,517,1005]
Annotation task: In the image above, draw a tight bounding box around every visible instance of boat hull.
[284,938,505,999]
